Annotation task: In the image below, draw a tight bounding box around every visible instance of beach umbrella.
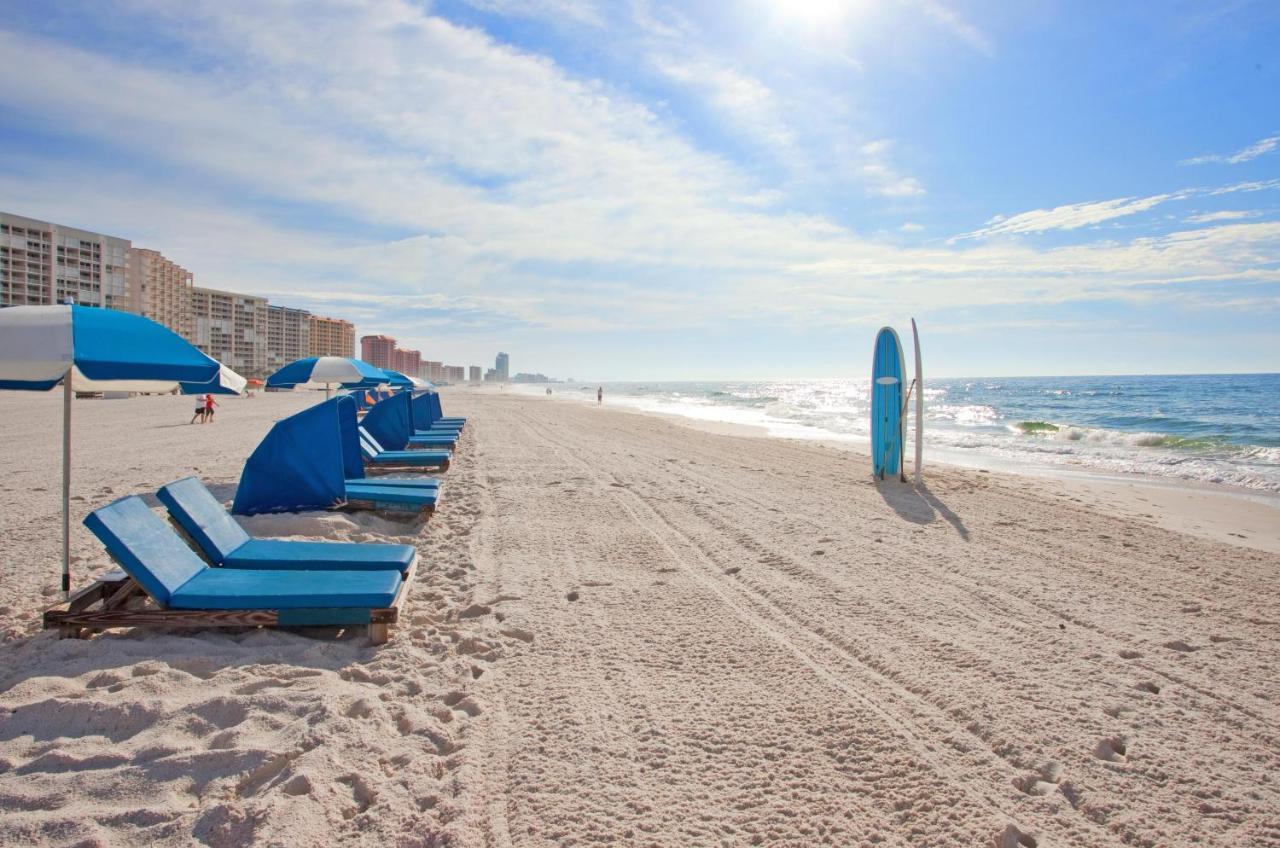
[380,369,418,390]
[0,305,222,595]
[265,356,388,397]
[179,362,248,396]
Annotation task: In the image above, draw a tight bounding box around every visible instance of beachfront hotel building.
[495,352,510,382]
[266,305,311,373]
[308,314,355,358]
[1,212,130,310]
[393,347,421,378]
[125,248,193,337]
[444,365,466,384]
[469,366,482,383]
[421,361,443,383]
[361,334,396,369]
[190,286,268,378]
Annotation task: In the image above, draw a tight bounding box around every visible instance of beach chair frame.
[44,555,416,645]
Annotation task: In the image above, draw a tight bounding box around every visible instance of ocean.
[516,374,1280,492]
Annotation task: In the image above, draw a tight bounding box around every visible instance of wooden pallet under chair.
[44,554,416,645]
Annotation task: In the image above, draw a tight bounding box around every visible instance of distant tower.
[495,351,510,382]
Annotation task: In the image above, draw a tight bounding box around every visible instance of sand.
[1,388,1277,846]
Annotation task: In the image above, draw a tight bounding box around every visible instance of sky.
[0,0,1277,379]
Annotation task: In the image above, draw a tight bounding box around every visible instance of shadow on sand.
[876,479,970,541]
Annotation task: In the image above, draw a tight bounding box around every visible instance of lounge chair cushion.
[84,496,208,606]
[361,433,449,465]
[160,477,419,572]
[171,567,399,609]
[344,483,439,508]
[346,477,439,489]
[408,435,458,447]
[225,539,417,573]
[156,477,251,562]
[84,496,403,611]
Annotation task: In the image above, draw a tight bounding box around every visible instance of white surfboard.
[911,317,923,485]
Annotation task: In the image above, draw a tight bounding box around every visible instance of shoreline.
[491,385,1280,555]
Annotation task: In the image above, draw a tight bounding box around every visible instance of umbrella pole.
[326,382,332,399]
[62,370,72,598]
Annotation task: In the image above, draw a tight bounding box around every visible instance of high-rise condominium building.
[1,212,130,309]
[468,366,481,383]
[266,305,311,372]
[444,366,465,384]
[190,286,269,378]
[361,334,396,369]
[421,361,443,383]
[495,351,510,382]
[308,315,355,358]
[126,248,192,337]
[393,347,421,378]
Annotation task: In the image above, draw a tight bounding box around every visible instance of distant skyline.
[0,1,1277,379]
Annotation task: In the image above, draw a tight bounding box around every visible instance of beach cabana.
[426,391,466,428]
[0,305,221,595]
[45,495,412,644]
[411,392,464,435]
[265,356,388,398]
[232,396,440,517]
[364,391,459,450]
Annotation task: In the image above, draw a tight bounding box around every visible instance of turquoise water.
[533,374,1280,491]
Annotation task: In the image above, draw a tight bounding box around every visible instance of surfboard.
[871,326,907,481]
[911,318,923,485]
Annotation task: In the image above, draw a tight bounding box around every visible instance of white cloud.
[956,180,1280,240]
[859,139,926,197]
[1180,133,1280,165]
[912,0,993,55]
[899,222,925,233]
[1185,210,1259,224]
[0,0,1275,353]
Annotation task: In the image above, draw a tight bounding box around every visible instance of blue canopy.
[381,369,415,389]
[411,392,442,429]
[0,304,220,392]
[266,356,388,389]
[180,363,247,396]
[361,391,414,451]
[233,396,367,515]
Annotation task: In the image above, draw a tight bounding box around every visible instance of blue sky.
[1,0,1277,378]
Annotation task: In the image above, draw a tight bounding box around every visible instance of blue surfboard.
[871,327,907,481]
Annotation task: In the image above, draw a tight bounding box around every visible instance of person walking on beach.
[597,386,603,405]
[203,393,218,423]
[190,399,206,424]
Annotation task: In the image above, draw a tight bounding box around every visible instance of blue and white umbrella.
[0,305,222,595]
[380,369,422,390]
[266,356,388,397]
[180,363,248,396]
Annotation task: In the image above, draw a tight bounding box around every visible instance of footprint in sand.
[1136,680,1161,694]
[1094,736,1129,763]
[993,824,1038,847]
[1013,761,1062,797]
[1118,649,1143,659]
[1163,639,1200,653]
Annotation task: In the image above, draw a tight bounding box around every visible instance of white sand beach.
[1,388,1278,847]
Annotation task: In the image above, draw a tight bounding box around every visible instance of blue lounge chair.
[427,393,465,428]
[157,477,420,573]
[44,496,412,644]
[360,431,451,469]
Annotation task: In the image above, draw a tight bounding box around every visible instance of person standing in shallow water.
[597,386,603,405]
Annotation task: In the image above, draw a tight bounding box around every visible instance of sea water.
[521,374,1280,492]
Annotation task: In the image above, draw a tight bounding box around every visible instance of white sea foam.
[514,378,1280,492]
